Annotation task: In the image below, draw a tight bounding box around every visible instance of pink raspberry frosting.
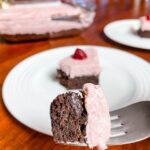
[59,48,101,78]
[83,83,111,150]
[0,2,95,35]
[140,16,150,31]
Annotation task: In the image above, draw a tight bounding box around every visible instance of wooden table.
[0,1,150,150]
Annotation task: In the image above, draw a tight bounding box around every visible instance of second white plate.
[104,19,150,50]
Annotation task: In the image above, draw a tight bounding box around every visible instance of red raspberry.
[72,48,87,60]
[146,14,150,20]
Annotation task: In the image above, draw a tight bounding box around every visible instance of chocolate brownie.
[138,29,150,38]
[50,91,87,144]
[138,15,150,38]
[57,48,100,89]
[1,33,49,43]
[57,69,99,89]
[0,2,95,43]
[50,83,111,149]
[1,29,81,43]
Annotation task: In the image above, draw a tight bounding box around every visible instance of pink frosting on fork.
[140,16,150,31]
[83,83,111,150]
[59,48,101,78]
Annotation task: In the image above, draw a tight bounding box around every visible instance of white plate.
[2,45,150,137]
[104,19,150,50]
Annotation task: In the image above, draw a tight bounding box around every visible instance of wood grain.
[0,0,150,150]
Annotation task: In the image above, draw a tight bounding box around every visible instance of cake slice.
[50,83,111,150]
[138,14,150,38]
[57,48,101,89]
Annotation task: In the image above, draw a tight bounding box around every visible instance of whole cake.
[57,48,101,89]
[138,15,150,38]
[0,1,95,42]
[50,83,111,150]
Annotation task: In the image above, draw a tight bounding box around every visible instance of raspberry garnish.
[72,48,87,60]
[146,14,150,20]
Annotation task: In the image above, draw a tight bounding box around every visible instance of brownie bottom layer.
[1,29,81,42]
[1,33,49,42]
[138,29,150,38]
[50,92,87,143]
[57,69,99,89]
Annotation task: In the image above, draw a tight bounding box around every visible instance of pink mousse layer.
[140,16,150,31]
[83,83,111,150]
[59,48,101,78]
[0,2,95,35]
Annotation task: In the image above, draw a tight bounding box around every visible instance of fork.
[108,101,150,145]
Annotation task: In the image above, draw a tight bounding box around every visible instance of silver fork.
[108,101,150,145]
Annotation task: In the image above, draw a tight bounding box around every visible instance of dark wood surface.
[0,0,150,150]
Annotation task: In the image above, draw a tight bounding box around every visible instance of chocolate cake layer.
[1,33,49,42]
[50,92,87,143]
[0,29,81,42]
[57,69,99,89]
[138,29,150,38]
